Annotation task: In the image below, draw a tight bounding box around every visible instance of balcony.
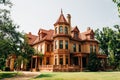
[54,49,69,54]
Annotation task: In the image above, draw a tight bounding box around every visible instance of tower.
[53,10,71,65]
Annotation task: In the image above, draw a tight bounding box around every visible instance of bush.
[4,67,10,71]
[87,52,101,71]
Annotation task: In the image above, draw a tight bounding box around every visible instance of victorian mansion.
[26,11,106,72]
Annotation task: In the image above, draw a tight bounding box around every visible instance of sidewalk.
[2,71,41,80]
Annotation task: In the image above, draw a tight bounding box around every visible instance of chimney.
[67,14,71,26]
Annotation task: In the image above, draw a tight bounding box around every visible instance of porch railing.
[39,65,81,72]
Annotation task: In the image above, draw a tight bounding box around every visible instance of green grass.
[0,71,21,79]
[32,72,120,80]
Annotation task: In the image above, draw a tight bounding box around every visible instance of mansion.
[26,11,107,72]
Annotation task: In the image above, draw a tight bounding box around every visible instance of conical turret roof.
[54,10,69,26]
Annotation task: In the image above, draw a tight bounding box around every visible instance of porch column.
[57,55,59,65]
[31,58,33,71]
[35,57,38,71]
[80,56,83,71]
[63,55,65,65]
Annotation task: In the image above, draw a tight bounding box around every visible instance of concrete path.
[2,71,41,80]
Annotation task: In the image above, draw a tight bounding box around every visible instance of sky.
[11,0,120,35]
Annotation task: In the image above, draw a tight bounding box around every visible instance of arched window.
[55,27,57,34]
[59,26,63,34]
[65,27,68,34]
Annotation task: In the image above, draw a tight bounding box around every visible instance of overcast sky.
[11,0,120,35]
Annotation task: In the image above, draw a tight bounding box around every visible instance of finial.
[61,8,63,14]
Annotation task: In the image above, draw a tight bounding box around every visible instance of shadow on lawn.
[0,72,17,79]
[35,73,55,78]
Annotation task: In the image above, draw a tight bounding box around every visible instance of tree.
[113,0,120,16]
[95,26,120,70]
[0,0,34,71]
[87,52,101,71]
[0,0,23,70]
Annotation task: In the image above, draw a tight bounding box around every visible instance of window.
[55,58,57,65]
[55,27,57,34]
[73,44,76,52]
[79,44,81,52]
[74,32,78,38]
[55,56,57,65]
[46,57,50,65]
[59,55,63,65]
[93,45,96,52]
[40,45,42,52]
[59,26,63,34]
[90,35,94,39]
[51,45,53,51]
[65,27,68,34]
[65,40,68,49]
[55,41,57,49]
[90,45,93,53]
[59,40,63,49]
[66,55,68,64]
[47,44,50,52]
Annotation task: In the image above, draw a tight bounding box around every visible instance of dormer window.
[90,35,94,39]
[74,32,78,38]
[65,27,68,34]
[59,26,63,34]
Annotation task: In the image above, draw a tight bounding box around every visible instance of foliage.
[87,52,101,71]
[0,72,19,79]
[4,67,10,71]
[34,50,44,58]
[0,0,35,71]
[113,0,120,16]
[95,26,120,70]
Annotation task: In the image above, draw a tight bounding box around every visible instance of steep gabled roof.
[26,32,37,45]
[71,26,79,32]
[33,29,54,44]
[54,10,69,26]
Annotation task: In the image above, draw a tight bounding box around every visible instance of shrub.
[4,67,10,71]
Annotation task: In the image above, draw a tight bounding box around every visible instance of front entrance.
[82,57,87,68]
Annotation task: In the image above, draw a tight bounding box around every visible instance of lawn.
[0,71,20,79]
[32,72,120,80]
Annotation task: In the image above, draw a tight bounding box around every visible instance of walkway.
[2,71,41,80]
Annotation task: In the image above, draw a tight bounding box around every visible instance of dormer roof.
[71,26,80,32]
